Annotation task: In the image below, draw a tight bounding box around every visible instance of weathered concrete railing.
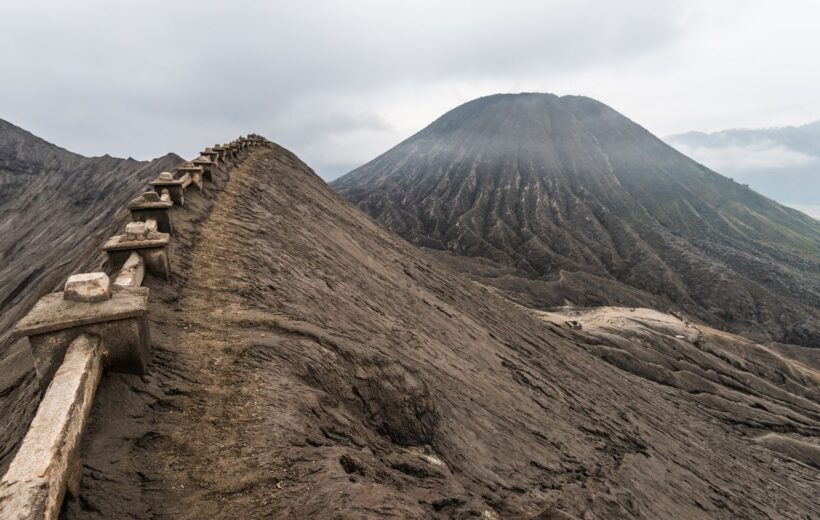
[150,171,186,206]
[176,161,204,191]
[1,273,150,520]
[200,147,219,168]
[103,220,171,281]
[14,273,151,393]
[129,191,173,234]
[0,134,272,519]
[113,252,145,288]
[0,334,102,519]
[212,144,228,164]
[192,156,216,182]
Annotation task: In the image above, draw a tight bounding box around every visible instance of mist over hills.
[333,93,820,347]
[666,120,820,218]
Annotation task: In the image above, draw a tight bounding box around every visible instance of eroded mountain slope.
[332,93,820,347]
[55,144,819,519]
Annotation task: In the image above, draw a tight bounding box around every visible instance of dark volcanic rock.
[332,93,820,347]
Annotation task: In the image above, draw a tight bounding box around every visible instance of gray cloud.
[1,1,819,180]
[673,141,815,173]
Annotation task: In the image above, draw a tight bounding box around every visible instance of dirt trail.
[56,150,274,518]
[59,147,819,519]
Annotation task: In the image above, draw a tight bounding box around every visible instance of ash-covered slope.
[57,144,818,519]
[0,119,180,342]
[332,93,820,347]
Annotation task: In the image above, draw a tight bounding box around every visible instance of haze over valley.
[666,121,820,218]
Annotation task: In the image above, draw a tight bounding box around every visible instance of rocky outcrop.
[332,93,820,347]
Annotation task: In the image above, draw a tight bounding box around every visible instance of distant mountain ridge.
[333,93,820,346]
[669,119,820,155]
[666,120,820,215]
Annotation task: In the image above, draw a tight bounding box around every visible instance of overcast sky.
[2,0,819,180]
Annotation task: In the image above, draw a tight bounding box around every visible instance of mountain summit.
[333,93,820,346]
